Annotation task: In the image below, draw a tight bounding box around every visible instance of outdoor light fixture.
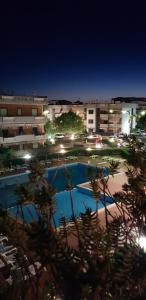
[60,144,64,148]
[23,154,31,160]
[141,111,145,116]
[122,110,127,114]
[50,138,55,144]
[137,236,146,253]
[60,149,66,154]
[95,143,102,149]
[109,109,113,113]
[117,142,121,148]
[70,134,75,140]
[109,138,114,143]
[86,147,92,151]
[88,134,93,139]
[43,110,49,116]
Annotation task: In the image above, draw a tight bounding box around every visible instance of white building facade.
[47,101,137,135]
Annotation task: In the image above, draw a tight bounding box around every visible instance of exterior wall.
[0,95,47,148]
[121,103,137,134]
[0,104,43,116]
[86,108,96,132]
[47,101,137,135]
[47,104,85,122]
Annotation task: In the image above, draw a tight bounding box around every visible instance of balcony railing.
[0,134,47,144]
[0,95,48,104]
[0,116,46,124]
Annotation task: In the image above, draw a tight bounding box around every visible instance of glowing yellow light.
[141,111,145,116]
[43,110,49,116]
[50,138,55,144]
[95,143,102,149]
[109,109,113,113]
[23,154,31,160]
[88,134,93,139]
[60,144,64,148]
[109,138,114,143]
[122,110,127,114]
[86,147,92,151]
[136,236,146,253]
[60,149,66,154]
[70,134,75,140]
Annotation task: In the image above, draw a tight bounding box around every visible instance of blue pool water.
[47,163,108,192]
[0,163,108,209]
[0,163,111,227]
[8,188,112,227]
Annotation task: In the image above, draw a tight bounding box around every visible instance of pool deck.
[77,171,128,196]
[68,172,129,248]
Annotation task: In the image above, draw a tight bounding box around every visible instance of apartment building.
[47,100,85,125]
[0,95,48,149]
[84,101,137,134]
[112,97,146,116]
[47,100,137,135]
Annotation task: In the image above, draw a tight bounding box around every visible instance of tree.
[136,114,146,130]
[1,137,146,299]
[44,120,57,137]
[0,147,15,168]
[55,111,85,134]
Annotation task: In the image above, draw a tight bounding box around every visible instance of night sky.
[0,0,145,100]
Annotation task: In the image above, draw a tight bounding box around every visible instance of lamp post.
[23,153,31,166]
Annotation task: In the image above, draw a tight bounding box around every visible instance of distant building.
[112,97,146,116]
[47,101,85,123]
[84,101,137,135]
[0,95,48,149]
[47,100,137,135]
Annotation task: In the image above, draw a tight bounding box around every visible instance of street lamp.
[140,111,145,116]
[137,235,146,253]
[86,147,92,151]
[60,149,66,154]
[23,154,31,160]
[43,110,49,117]
[70,134,75,140]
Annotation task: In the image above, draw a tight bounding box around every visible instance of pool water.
[0,163,111,226]
[0,163,108,209]
[9,188,112,227]
[47,162,108,192]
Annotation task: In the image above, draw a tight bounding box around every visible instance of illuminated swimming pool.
[8,188,112,227]
[0,163,111,226]
[0,163,108,209]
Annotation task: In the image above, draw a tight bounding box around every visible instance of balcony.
[0,134,47,145]
[0,116,46,125]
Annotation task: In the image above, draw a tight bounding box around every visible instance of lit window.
[32,108,37,116]
[17,108,22,116]
[0,108,7,116]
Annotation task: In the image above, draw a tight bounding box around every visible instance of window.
[32,108,37,116]
[88,119,93,124]
[17,108,22,116]
[0,108,7,116]
[32,127,38,135]
[18,127,24,135]
[88,109,94,114]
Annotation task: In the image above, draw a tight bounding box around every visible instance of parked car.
[55,133,65,139]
